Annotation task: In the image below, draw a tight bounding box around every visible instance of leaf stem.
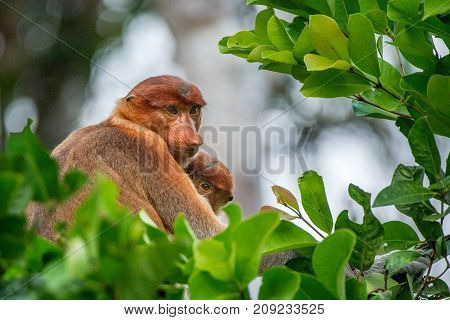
[286,205,326,239]
[353,94,412,119]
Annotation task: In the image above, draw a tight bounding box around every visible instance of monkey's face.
[185,152,234,214]
[189,174,234,214]
[121,76,206,163]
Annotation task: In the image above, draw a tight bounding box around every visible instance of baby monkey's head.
[185,152,234,214]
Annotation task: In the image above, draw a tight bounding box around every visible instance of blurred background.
[0,0,449,278]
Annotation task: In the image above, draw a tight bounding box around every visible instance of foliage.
[1,119,449,300]
[0,0,449,301]
[218,0,450,299]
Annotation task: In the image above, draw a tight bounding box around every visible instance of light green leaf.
[232,212,280,285]
[259,266,301,299]
[383,221,420,252]
[408,117,442,183]
[309,15,349,61]
[255,8,274,44]
[304,54,350,71]
[358,0,380,14]
[423,0,450,20]
[301,69,371,98]
[373,181,438,207]
[267,15,295,50]
[298,170,333,234]
[348,14,380,77]
[262,220,317,255]
[293,25,314,63]
[247,45,276,62]
[335,184,384,271]
[188,271,240,299]
[227,31,259,49]
[312,230,356,299]
[261,50,298,65]
[194,239,234,281]
[222,202,242,227]
[272,185,299,210]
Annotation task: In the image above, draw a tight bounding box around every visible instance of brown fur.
[185,152,234,214]
[27,75,225,241]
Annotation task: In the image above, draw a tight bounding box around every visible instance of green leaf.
[385,250,423,276]
[7,120,60,202]
[232,212,280,285]
[423,0,450,20]
[194,239,234,281]
[259,266,301,299]
[259,205,297,220]
[189,271,240,299]
[301,69,371,98]
[247,45,276,62]
[346,278,368,300]
[427,75,450,119]
[267,15,295,50]
[312,229,356,299]
[298,170,333,234]
[262,220,317,255]
[382,221,420,252]
[254,8,274,44]
[261,50,298,65]
[222,202,242,227]
[272,185,299,210]
[358,0,380,14]
[365,273,399,292]
[246,0,331,17]
[218,36,251,58]
[379,59,404,97]
[309,15,349,61]
[348,14,380,77]
[0,172,30,216]
[365,9,389,34]
[294,274,337,299]
[352,100,398,120]
[408,117,442,183]
[359,89,409,116]
[227,31,259,49]
[294,25,314,63]
[335,184,384,271]
[373,181,438,207]
[392,28,438,71]
[304,54,350,71]
[173,214,196,243]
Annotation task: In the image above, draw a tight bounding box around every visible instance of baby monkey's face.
[185,152,233,214]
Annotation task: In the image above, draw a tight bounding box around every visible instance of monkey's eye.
[200,182,211,191]
[190,105,200,115]
[188,173,194,179]
[167,105,178,115]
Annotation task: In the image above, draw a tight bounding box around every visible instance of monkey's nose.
[229,195,234,201]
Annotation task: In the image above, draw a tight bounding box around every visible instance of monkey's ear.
[125,95,135,102]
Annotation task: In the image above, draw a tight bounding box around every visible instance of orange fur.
[27,75,225,241]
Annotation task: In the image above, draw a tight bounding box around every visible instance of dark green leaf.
[382,221,420,252]
[373,182,438,207]
[385,250,422,276]
[294,273,337,299]
[335,184,384,271]
[408,117,442,183]
[346,278,367,300]
[189,271,240,299]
